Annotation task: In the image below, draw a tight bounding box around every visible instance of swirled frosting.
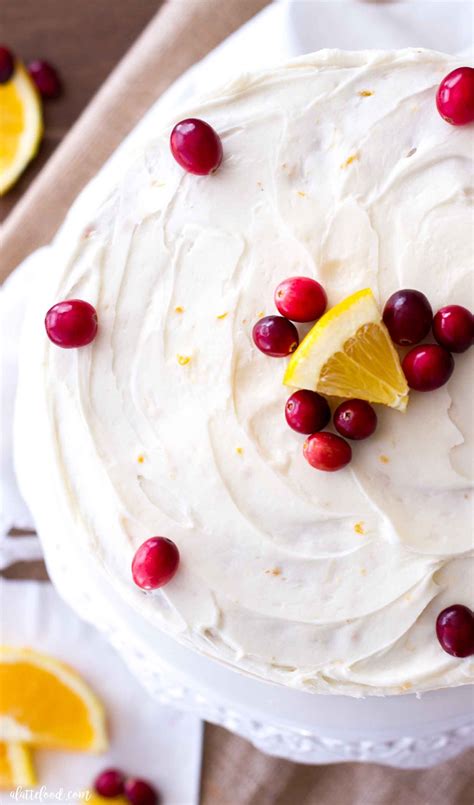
[15,49,474,695]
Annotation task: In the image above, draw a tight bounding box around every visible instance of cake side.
[15,49,474,696]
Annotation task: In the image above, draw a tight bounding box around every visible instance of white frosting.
[15,49,474,696]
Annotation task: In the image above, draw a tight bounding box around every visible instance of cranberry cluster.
[95,769,158,805]
[252,276,327,359]
[253,283,473,473]
[0,44,61,97]
[252,277,379,472]
[295,396,378,472]
[383,290,473,390]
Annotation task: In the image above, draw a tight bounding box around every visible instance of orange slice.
[0,63,43,194]
[0,742,36,788]
[0,647,107,752]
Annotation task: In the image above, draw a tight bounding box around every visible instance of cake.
[15,49,473,697]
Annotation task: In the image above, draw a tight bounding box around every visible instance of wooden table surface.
[0,0,159,221]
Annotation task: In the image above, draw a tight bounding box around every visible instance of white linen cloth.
[0,581,203,803]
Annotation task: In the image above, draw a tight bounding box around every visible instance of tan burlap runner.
[1,1,472,801]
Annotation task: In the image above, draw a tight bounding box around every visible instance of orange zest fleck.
[217,312,228,320]
[354,521,365,535]
[379,454,390,464]
[177,355,191,366]
[174,306,185,314]
[340,153,359,169]
[358,89,374,97]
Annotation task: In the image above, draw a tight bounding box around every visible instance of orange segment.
[0,742,36,788]
[317,322,407,405]
[0,647,107,752]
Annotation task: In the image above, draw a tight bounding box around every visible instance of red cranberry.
[383,289,432,346]
[94,769,125,798]
[433,305,473,353]
[28,60,62,99]
[252,315,299,357]
[275,276,327,323]
[303,432,352,472]
[45,299,98,348]
[333,399,377,440]
[436,67,474,126]
[436,605,474,657]
[402,344,454,392]
[0,45,14,84]
[131,537,179,590]
[124,778,158,805]
[170,118,222,175]
[285,390,330,434]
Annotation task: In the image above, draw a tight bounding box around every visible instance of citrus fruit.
[284,288,409,411]
[0,62,43,194]
[0,741,36,788]
[0,647,107,752]
[89,795,128,805]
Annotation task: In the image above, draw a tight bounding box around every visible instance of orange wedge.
[284,288,409,411]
